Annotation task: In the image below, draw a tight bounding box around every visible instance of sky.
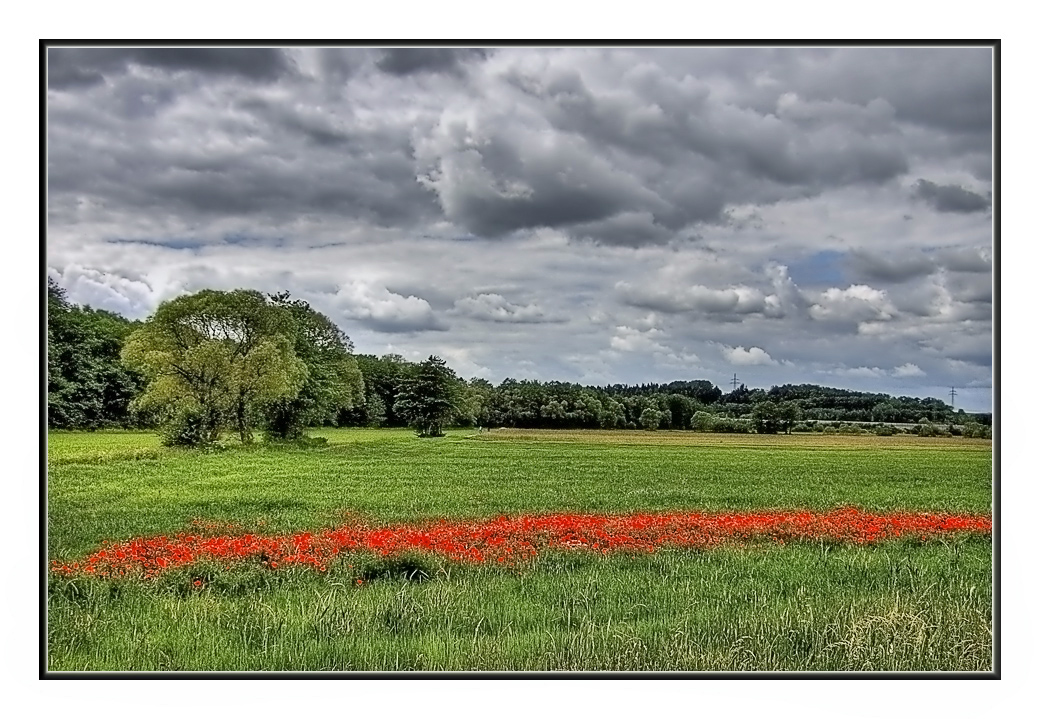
[45,45,994,411]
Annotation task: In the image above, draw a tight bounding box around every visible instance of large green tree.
[122,289,307,445]
[393,355,461,437]
[47,279,144,429]
[262,292,364,440]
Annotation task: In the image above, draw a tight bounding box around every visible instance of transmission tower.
[949,386,957,408]
[731,373,740,391]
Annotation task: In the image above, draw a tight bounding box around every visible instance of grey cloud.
[568,212,673,247]
[937,247,991,273]
[45,47,992,408]
[451,294,564,324]
[945,273,992,305]
[847,250,937,283]
[618,281,769,316]
[47,47,295,89]
[376,48,489,76]
[130,48,296,80]
[913,179,991,213]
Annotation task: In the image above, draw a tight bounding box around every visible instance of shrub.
[962,422,992,439]
[711,417,750,434]
[873,424,895,436]
[160,407,212,447]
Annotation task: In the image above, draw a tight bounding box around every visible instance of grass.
[46,427,993,672]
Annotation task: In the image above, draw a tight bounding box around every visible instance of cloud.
[937,247,991,273]
[912,179,991,213]
[809,285,896,324]
[375,48,490,76]
[610,325,668,353]
[47,48,296,89]
[44,46,992,408]
[893,363,926,377]
[720,345,778,366]
[618,281,769,315]
[333,282,447,333]
[847,250,937,283]
[451,293,562,324]
[839,366,886,379]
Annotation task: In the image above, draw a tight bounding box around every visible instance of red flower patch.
[50,508,992,580]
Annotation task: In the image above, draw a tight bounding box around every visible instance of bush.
[962,422,992,439]
[873,424,895,436]
[160,407,212,447]
[710,417,750,434]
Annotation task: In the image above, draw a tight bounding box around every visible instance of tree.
[691,411,715,432]
[122,289,307,445]
[393,356,461,437]
[778,400,803,435]
[751,400,781,434]
[47,279,144,429]
[639,407,663,430]
[262,292,363,440]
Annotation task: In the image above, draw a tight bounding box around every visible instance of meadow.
[46,428,993,672]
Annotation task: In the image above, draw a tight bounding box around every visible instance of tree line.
[47,282,991,444]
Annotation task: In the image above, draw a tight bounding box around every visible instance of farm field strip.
[52,508,992,580]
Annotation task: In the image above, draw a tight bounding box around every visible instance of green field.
[46,428,994,672]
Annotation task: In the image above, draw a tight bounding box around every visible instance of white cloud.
[720,345,778,366]
[610,325,668,353]
[451,293,560,324]
[809,284,897,324]
[333,281,446,333]
[893,363,926,377]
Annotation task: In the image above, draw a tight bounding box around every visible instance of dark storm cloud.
[376,48,490,76]
[130,48,296,80]
[413,49,927,244]
[48,47,295,89]
[912,179,991,213]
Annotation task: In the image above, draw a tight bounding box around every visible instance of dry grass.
[475,428,993,451]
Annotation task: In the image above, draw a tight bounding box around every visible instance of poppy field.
[46,428,994,672]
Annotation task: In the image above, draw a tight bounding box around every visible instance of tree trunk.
[237,395,251,444]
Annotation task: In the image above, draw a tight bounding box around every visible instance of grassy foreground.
[46,428,993,672]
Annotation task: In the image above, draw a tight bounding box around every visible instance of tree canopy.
[121,289,308,445]
[262,292,363,440]
[392,356,461,438]
[47,279,144,429]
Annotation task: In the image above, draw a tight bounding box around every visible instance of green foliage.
[122,289,308,446]
[393,356,461,437]
[751,401,780,434]
[961,422,991,439]
[262,292,364,440]
[638,407,663,430]
[159,406,215,447]
[48,279,145,429]
[344,354,417,427]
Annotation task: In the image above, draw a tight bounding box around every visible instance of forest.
[46,281,991,442]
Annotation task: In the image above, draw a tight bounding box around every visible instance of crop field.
[46,428,993,672]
